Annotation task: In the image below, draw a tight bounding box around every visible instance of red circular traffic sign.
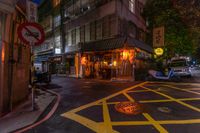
[17,22,45,46]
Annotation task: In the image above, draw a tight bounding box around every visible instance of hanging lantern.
[81,57,87,65]
[122,50,129,60]
[129,50,135,64]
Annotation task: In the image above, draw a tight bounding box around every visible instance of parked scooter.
[147,68,180,81]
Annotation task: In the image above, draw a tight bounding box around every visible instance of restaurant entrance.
[80,49,135,80]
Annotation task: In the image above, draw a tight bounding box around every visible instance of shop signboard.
[153,26,165,48]
[154,48,164,56]
[27,0,38,22]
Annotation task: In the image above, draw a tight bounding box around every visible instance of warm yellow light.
[122,50,129,60]
[154,48,164,56]
[103,61,108,65]
[1,45,5,62]
[81,57,87,65]
[113,61,117,66]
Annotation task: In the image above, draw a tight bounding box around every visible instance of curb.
[14,89,61,133]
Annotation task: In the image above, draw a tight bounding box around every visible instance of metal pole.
[30,42,35,111]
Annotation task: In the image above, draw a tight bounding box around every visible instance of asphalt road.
[26,76,200,133]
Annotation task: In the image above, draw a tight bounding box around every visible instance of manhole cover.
[158,107,172,113]
[115,101,142,115]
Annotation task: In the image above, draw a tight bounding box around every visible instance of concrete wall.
[116,0,146,31]
[65,0,116,31]
[0,4,30,116]
[0,12,12,115]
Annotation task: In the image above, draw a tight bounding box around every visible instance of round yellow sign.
[154,48,164,56]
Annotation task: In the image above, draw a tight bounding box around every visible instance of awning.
[127,37,153,53]
[79,37,153,53]
[79,37,126,52]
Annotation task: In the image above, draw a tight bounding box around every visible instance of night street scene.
[1,0,200,133]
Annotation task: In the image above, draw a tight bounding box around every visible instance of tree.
[143,0,195,59]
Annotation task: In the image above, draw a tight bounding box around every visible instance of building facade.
[35,0,63,74]
[62,0,152,80]
[0,0,30,116]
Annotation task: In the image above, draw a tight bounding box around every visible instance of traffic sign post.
[17,22,45,111]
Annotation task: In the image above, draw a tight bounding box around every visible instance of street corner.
[61,81,200,133]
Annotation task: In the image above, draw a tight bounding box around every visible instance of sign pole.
[30,42,35,111]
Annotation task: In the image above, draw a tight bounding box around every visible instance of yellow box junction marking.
[140,86,200,113]
[61,82,148,133]
[143,113,168,133]
[123,88,168,132]
[61,82,200,133]
[163,85,200,95]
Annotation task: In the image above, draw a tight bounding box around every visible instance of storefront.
[49,55,64,74]
[78,37,152,80]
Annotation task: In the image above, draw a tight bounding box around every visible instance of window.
[80,26,85,42]
[129,0,136,14]
[110,15,117,36]
[68,31,72,46]
[55,35,61,54]
[102,16,110,38]
[54,15,61,27]
[85,23,90,42]
[53,0,60,7]
[76,28,80,44]
[96,20,102,40]
[55,35,61,48]
[90,21,96,41]
[72,29,76,45]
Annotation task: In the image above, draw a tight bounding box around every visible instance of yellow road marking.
[123,92,135,102]
[61,82,148,132]
[62,82,148,114]
[97,98,200,105]
[140,97,200,103]
[111,121,151,126]
[62,82,200,132]
[141,86,200,112]
[143,113,168,133]
[102,100,115,133]
[61,113,104,133]
[140,99,173,103]
[123,85,168,133]
[164,85,200,95]
[159,119,200,124]
[127,90,151,93]
[149,81,200,86]
[110,119,200,126]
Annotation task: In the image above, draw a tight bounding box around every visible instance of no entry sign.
[17,22,45,45]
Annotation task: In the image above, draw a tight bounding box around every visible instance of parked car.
[169,58,191,77]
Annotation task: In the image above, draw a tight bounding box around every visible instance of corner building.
[62,0,152,80]
[0,0,30,116]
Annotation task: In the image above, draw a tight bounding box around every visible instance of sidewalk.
[0,89,56,133]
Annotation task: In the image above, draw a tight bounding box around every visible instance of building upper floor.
[62,0,147,31]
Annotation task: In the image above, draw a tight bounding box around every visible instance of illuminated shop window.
[129,0,136,14]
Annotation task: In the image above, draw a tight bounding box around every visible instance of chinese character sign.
[153,27,164,47]
[27,0,38,22]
